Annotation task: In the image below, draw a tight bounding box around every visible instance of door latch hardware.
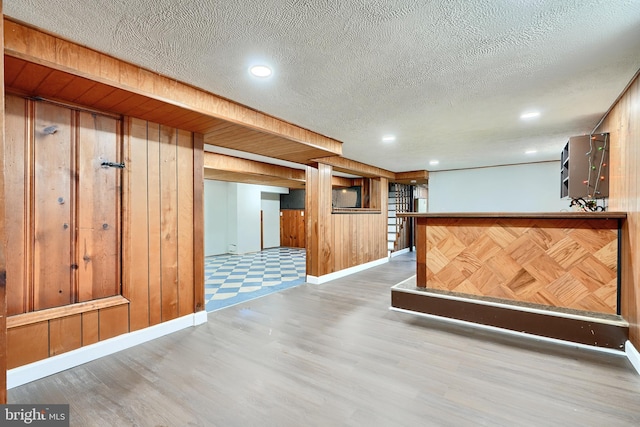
[101,161,125,169]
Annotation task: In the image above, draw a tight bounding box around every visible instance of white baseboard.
[390,248,410,257]
[7,311,208,389]
[306,257,389,284]
[194,310,208,325]
[626,340,640,375]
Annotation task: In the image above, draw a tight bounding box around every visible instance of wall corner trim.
[194,310,208,326]
[7,312,207,389]
[306,257,389,285]
[626,340,640,376]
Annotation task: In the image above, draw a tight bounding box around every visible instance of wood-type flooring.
[8,253,640,426]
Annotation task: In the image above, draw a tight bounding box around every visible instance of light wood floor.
[8,253,640,426]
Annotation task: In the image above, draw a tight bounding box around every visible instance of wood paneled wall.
[1,0,7,403]
[306,163,388,277]
[598,74,640,346]
[3,105,203,369]
[280,210,305,248]
[123,117,204,331]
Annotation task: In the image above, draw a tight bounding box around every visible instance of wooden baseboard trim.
[391,287,628,350]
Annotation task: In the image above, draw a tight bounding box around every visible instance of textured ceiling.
[6,0,640,171]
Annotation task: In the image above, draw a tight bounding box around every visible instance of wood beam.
[393,170,429,185]
[312,156,395,180]
[3,19,342,162]
[204,152,306,182]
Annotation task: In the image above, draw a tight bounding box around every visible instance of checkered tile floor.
[205,247,306,312]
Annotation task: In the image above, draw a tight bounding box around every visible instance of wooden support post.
[416,217,427,288]
[193,134,205,313]
[305,163,333,278]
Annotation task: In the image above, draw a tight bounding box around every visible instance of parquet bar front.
[406,212,625,315]
[394,212,628,348]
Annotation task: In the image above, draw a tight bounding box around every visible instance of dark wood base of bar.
[391,284,628,350]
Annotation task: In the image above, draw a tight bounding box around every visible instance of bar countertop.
[397,211,627,220]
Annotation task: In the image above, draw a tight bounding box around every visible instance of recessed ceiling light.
[520,111,540,120]
[382,135,396,142]
[249,65,272,77]
[525,149,537,154]
[429,160,439,166]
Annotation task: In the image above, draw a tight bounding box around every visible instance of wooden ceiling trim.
[4,18,342,159]
[311,156,395,180]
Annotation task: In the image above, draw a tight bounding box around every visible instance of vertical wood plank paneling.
[599,75,640,346]
[81,311,99,346]
[177,129,195,317]
[159,126,179,321]
[1,6,7,400]
[305,166,318,276]
[193,133,205,313]
[49,314,82,356]
[123,117,151,331]
[7,322,48,369]
[318,164,333,276]
[4,95,28,315]
[33,102,74,310]
[147,123,162,326]
[98,305,129,341]
[77,112,120,301]
[280,210,305,248]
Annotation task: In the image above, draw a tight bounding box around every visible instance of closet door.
[31,101,122,311]
[33,102,75,310]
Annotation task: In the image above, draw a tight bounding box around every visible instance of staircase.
[388,183,411,255]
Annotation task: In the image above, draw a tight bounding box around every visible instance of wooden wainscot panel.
[49,314,82,356]
[99,305,129,341]
[82,311,99,346]
[7,322,49,369]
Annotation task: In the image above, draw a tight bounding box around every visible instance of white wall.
[261,192,281,249]
[429,162,571,212]
[204,181,288,255]
[204,180,230,256]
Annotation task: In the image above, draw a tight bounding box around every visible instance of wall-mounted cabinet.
[560,133,609,199]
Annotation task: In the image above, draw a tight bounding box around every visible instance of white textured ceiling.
[6,0,640,171]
